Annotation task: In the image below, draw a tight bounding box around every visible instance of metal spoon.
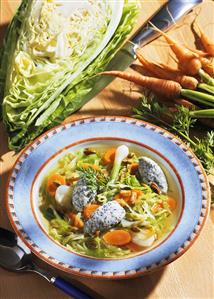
[0,227,93,299]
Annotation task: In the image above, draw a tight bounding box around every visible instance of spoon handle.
[51,277,93,299]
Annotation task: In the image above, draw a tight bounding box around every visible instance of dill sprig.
[193,132,214,171]
[172,105,197,136]
[77,166,109,193]
[133,95,214,172]
[78,167,98,192]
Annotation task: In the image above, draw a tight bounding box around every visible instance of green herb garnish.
[133,95,214,172]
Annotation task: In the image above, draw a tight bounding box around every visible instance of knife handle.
[132,0,203,47]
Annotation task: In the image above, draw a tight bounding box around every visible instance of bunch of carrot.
[100,22,214,125]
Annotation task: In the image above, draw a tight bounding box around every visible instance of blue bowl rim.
[6,116,210,279]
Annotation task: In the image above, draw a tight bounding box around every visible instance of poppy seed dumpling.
[138,157,168,193]
[72,178,97,212]
[84,201,126,234]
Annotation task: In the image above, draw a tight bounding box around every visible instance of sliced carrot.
[121,190,140,204]
[151,203,163,213]
[81,163,100,171]
[102,148,116,165]
[120,190,132,198]
[130,163,139,174]
[114,194,121,200]
[68,213,84,229]
[120,190,132,205]
[103,230,131,246]
[83,204,100,219]
[167,196,177,211]
[126,242,143,252]
[132,189,144,197]
[115,190,142,206]
[47,174,66,196]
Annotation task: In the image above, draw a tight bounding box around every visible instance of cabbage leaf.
[1,0,139,150]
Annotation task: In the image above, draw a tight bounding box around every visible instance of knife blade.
[82,0,203,103]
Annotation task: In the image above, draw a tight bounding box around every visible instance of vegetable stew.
[39,144,178,258]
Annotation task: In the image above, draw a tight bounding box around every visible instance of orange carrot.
[136,51,172,78]
[195,23,214,57]
[132,189,144,197]
[135,52,198,90]
[68,213,84,229]
[115,190,141,205]
[126,242,143,252]
[102,148,116,165]
[115,191,132,205]
[120,190,132,197]
[161,68,198,90]
[100,71,182,99]
[114,194,121,200]
[186,47,208,58]
[200,57,214,76]
[83,204,100,219]
[149,23,201,75]
[121,190,134,204]
[81,163,100,171]
[167,196,177,211]
[173,75,198,90]
[103,230,131,246]
[47,174,66,196]
[187,48,214,76]
[174,98,196,109]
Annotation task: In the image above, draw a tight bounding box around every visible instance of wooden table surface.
[1,1,214,298]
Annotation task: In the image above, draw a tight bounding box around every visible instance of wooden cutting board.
[0,1,214,299]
